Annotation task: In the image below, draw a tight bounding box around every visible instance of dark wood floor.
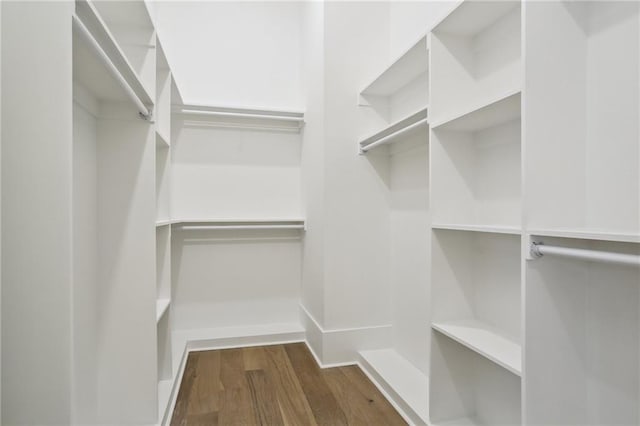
[171,342,407,426]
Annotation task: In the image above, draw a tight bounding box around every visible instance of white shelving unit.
[429,1,522,424]
[72,1,158,423]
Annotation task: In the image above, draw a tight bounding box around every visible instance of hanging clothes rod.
[360,117,429,154]
[531,242,640,267]
[177,224,305,231]
[72,15,151,120]
[177,108,305,122]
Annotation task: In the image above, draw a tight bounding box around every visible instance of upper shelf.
[360,35,428,97]
[528,228,640,245]
[433,0,520,37]
[359,107,428,154]
[431,90,521,131]
[173,104,305,132]
[171,218,306,231]
[74,0,154,109]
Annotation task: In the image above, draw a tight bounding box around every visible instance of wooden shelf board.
[433,0,519,37]
[528,228,640,244]
[359,107,429,152]
[361,35,428,97]
[156,298,171,323]
[432,320,521,376]
[358,349,429,424]
[432,223,521,236]
[431,90,521,132]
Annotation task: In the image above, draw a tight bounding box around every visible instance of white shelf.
[358,349,429,424]
[432,223,521,236]
[528,228,640,244]
[156,219,173,227]
[75,0,153,106]
[360,35,428,97]
[172,218,305,231]
[359,107,428,154]
[156,298,170,323]
[432,320,521,376]
[434,0,519,37]
[431,90,521,131]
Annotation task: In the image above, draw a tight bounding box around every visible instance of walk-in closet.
[1,1,639,425]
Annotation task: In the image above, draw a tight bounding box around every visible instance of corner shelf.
[156,298,170,323]
[359,107,429,154]
[360,35,428,97]
[431,91,521,132]
[432,320,521,376]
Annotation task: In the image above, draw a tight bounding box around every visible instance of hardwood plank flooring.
[171,343,407,426]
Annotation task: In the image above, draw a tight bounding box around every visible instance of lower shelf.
[432,320,521,376]
[358,348,429,425]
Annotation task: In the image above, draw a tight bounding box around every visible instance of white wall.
[300,0,326,326]
[154,1,303,109]
[1,2,74,423]
[323,1,392,330]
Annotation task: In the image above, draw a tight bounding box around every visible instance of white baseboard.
[299,303,393,366]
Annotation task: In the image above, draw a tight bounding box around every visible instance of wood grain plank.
[218,386,256,426]
[247,369,285,426]
[220,348,246,390]
[185,412,218,426]
[243,346,268,371]
[171,352,200,426]
[283,343,348,426]
[187,350,222,415]
[262,344,318,426]
[324,366,407,426]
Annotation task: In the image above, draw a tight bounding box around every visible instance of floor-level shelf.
[358,349,429,425]
[432,320,521,376]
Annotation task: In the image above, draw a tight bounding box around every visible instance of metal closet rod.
[177,109,305,122]
[72,15,151,120]
[177,224,305,231]
[360,117,429,154]
[531,242,640,267]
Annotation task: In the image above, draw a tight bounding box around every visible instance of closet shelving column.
[356,35,430,425]
[428,1,522,425]
[155,37,173,424]
[73,0,158,423]
[524,1,640,425]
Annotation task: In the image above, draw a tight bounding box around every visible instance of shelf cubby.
[431,229,521,348]
[525,0,639,236]
[359,35,429,134]
[525,236,640,425]
[430,330,521,426]
[430,1,521,125]
[431,111,521,229]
